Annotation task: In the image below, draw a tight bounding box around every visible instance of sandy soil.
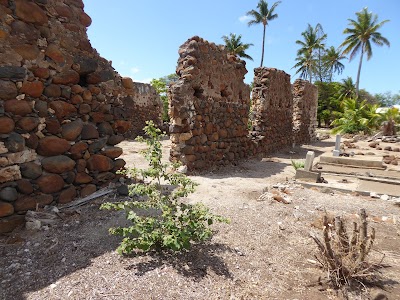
[1,135,400,300]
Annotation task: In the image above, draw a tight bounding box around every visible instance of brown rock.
[70,142,88,159]
[79,12,92,27]
[113,120,131,134]
[36,194,54,207]
[0,215,25,233]
[37,174,64,193]
[87,154,114,172]
[17,117,39,132]
[0,66,26,80]
[121,77,134,89]
[58,186,76,204]
[0,80,18,99]
[4,99,32,116]
[107,135,124,146]
[25,133,39,149]
[71,85,84,94]
[88,138,107,153]
[34,100,48,117]
[45,44,65,63]
[89,86,101,95]
[52,70,80,85]
[392,160,398,165]
[37,136,70,156]
[81,124,99,140]
[76,159,86,172]
[0,117,15,134]
[102,147,123,159]
[113,159,126,171]
[16,179,34,194]
[44,84,62,98]
[71,94,83,104]
[13,44,40,60]
[82,90,92,102]
[13,196,34,212]
[49,100,77,119]
[15,0,48,25]
[79,103,91,114]
[369,142,379,148]
[75,172,93,184]
[33,68,50,79]
[61,119,83,140]
[96,172,115,183]
[20,162,42,179]
[45,118,61,134]
[55,4,73,18]
[98,122,113,136]
[42,155,75,174]
[90,112,105,123]
[80,184,96,198]
[86,71,114,84]
[0,201,14,217]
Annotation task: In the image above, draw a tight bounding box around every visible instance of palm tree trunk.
[260,24,266,67]
[355,45,364,99]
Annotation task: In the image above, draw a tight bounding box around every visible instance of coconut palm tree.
[222,33,254,61]
[292,51,315,82]
[246,0,281,67]
[340,7,390,97]
[323,46,346,82]
[338,77,356,100]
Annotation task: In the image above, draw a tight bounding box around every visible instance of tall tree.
[340,7,390,97]
[246,0,281,67]
[315,23,328,82]
[222,33,254,61]
[338,77,356,100]
[292,51,315,82]
[293,23,327,83]
[323,46,346,82]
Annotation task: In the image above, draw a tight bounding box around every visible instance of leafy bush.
[291,159,305,170]
[101,121,229,254]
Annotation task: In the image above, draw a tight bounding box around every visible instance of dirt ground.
[1,135,400,300]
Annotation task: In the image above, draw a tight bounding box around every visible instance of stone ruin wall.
[0,0,162,233]
[169,37,318,171]
[169,36,251,170]
[292,79,318,145]
[250,67,294,154]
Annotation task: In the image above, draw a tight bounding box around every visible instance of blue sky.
[85,0,399,95]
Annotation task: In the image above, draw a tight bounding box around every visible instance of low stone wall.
[169,37,318,171]
[292,79,318,145]
[169,36,250,169]
[0,0,161,233]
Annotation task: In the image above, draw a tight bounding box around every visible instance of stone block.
[295,169,321,183]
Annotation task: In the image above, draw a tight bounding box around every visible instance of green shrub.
[291,159,305,170]
[101,121,229,254]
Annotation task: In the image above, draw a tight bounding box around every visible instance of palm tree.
[294,24,326,82]
[323,46,346,82]
[292,51,315,82]
[340,7,390,97]
[246,0,281,67]
[315,23,328,82]
[222,33,254,61]
[338,77,356,100]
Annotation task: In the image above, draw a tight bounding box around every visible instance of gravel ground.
[1,137,400,300]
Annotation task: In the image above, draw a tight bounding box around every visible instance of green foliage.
[291,159,305,170]
[221,33,253,61]
[101,121,229,254]
[331,98,380,134]
[375,91,400,107]
[150,74,179,123]
[315,81,342,127]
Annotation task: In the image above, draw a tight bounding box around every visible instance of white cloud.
[135,78,152,84]
[239,15,251,23]
[130,67,140,74]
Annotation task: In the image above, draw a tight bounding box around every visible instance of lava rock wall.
[169,36,251,170]
[0,0,161,233]
[292,79,318,145]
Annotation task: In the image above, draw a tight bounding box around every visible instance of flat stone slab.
[319,152,384,169]
[295,169,321,182]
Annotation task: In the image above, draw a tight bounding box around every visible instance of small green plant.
[291,159,305,170]
[101,120,229,254]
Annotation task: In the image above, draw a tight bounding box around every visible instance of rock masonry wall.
[292,79,318,145]
[169,36,251,170]
[249,67,294,153]
[169,37,318,171]
[0,0,162,233]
